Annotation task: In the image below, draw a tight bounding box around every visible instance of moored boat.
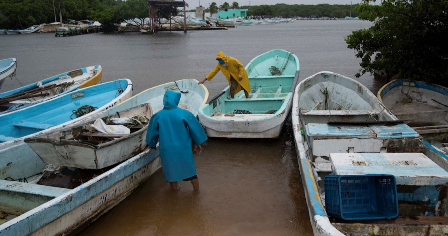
[377,79,448,126]
[25,79,208,169]
[292,71,448,235]
[0,65,102,113]
[0,79,207,235]
[0,79,132,150]
[0,58,17,89]
[198,49,299,138]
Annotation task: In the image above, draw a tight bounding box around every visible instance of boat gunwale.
[377,79,448,103]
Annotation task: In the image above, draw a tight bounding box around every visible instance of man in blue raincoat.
[146,89,208,191]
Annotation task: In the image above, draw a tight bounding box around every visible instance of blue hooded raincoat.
[146,90,208,182]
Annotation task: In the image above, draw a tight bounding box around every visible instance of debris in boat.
[234,109,252,114]
[212,110,222,117]
[269,66,282,76]
[224,114,235,117]
[265,110,277,114]
[71,105,97,119]
[38,164,116,189]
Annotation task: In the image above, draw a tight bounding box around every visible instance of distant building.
[217,9,248,19]
[196,6,205,20]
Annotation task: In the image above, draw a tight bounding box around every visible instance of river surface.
[0,20,380,236]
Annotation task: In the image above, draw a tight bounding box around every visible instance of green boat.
[198,49,300,138]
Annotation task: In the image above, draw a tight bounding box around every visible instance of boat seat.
[301,109,380,116]
[14,121,53,131]
[0,135,15,142]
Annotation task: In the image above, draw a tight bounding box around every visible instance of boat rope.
[269,66,282,76]
[54,81,76,94]
[71,105,97,119]
[279,52,292,74]
[115,81,124,97]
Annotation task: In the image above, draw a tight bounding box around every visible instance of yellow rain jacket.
[206,51,251,94]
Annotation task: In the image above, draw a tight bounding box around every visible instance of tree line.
[0,0,357,30]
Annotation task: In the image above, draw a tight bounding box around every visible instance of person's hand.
[238,77,242,81]
[194,145,202,154]
[198,78,207,84]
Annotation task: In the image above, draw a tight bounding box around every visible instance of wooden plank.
[80,133,128,138]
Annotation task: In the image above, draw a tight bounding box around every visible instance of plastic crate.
[324,174,398,220]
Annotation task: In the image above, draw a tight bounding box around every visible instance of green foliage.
[220,2,230,9]
[209,2,218,15]
[244,3,358,18]
[231,2,239,9]
[346,0,448,86]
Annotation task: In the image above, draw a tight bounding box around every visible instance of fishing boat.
[0,58,17,89]
[292,71,448,235]
[0,79,207,235]
[0,65,102,113]
[0,79,132,150]
[198,49,299,138]
[26,79,208,169]
[377,80,448,126]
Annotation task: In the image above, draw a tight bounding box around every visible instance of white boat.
[292,71,448,235]
[378,79,448,126]
[0,58,16,89]
[198,49,299,138]
[0,79,207,235]
[0,65,102,113]
[0,79,133,150]
[25,79,208,169]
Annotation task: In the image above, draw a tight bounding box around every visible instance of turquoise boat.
[198,49,300,138]
[0,65,102,113]
[0,79,207,235]
[292,71,448,235]
[0,58,17,89]
[0,79,133,150]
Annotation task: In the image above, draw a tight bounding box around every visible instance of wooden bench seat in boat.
[0,179,70,214]
[13,121,53,131]
[301,109,380,116]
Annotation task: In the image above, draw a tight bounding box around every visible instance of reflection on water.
[0,20,379,235]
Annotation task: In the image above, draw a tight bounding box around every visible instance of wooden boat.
[292,71,448,235]
[0,79,132,150]
[0,58,17,89]
[0,79,207,235]
[198,49,299,138]
[377,80,448,126]
[0,65,102,113]
[25,79,208,169]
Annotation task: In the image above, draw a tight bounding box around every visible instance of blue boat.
[0,58,17,89]
[0,65,102,113]
[292,71,448,235]
[198,49,299,138]
[0,79,133,150]
[0,79,207,235]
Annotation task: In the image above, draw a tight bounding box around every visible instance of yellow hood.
[216,51,226,60]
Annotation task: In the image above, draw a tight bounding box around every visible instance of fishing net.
[269,66,282,76]
[71,105,97,119]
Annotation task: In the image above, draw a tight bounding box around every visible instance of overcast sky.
[186,0,367,9]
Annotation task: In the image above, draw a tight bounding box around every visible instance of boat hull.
[0,58,17,89]
[0,144,161,236]
[0,79,133,150]
[198,49,299,138]
[378,80,448,126]
[292,72,448,235]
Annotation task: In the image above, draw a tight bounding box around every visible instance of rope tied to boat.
[71,105,97,119]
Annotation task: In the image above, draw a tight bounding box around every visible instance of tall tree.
[220,2,230,9]
[209,2,218,15]
[231,1,239,9]
[345,0,448,85]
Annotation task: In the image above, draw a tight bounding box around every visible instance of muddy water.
[0,20,377,235]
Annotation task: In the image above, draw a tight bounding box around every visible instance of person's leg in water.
[169,182,178,191]
[190,178,199,190]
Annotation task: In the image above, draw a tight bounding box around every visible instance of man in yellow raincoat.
[199,51,251,98]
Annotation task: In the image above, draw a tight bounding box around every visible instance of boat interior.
[204,76,294,119]
[296,73,448,234]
